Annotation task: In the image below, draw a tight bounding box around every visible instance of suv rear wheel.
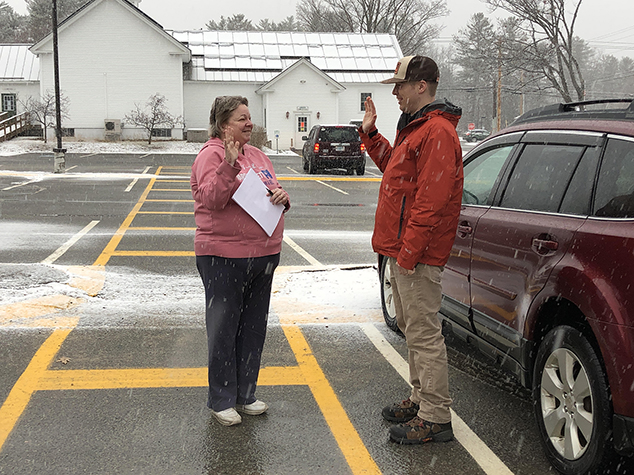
[307,158,317,174]
[356,161,365,175]
[532,325,612,475]
[379,257,399,333]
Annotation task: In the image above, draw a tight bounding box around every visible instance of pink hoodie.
[191,138,290,258]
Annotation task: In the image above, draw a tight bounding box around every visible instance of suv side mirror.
[302,136,308,141]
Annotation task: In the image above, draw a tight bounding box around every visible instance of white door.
[294,114,310,150]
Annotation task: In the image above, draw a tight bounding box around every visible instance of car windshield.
[319,127,359,143]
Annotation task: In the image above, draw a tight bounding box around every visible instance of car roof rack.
[512,98,634,125]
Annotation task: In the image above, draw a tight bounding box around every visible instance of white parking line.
[359,323,514,475]
[124,166,151,192]
[316,180,348,195]
[283,235,324,267]
[40,220,101,265]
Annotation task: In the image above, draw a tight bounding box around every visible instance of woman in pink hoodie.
[191,96,290,426]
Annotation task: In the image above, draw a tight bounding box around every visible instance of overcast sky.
[6,0,634,58]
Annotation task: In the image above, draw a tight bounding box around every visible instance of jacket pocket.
[397,195,406,239]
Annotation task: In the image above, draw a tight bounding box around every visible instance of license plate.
[335,145,344,151]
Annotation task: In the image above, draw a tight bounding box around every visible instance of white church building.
[0,0,404,148]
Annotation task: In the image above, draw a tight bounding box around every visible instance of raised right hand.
[223,128,239,166]
[362,96,377,134]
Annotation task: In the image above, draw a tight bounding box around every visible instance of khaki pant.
[388,257,452,424]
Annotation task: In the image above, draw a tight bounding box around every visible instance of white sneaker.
[211,407,242,426]
[236,400,268,415]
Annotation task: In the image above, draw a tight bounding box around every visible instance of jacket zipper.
[397,195,406,239]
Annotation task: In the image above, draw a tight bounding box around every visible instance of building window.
[1,93,16,117]
[61,128,75,137]
[297,116,307,133]
[361,93,372,111]
[151,128,172,137]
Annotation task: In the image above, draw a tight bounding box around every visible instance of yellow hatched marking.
[0,296,82,324]
[149,189,191,192]
[0,329,75,450]
[282,325,381,475]
[137,211,193,215]
[111,250,194,257]
[93,167,163,266]
[145,199,194,203]
[127,227,195,231]
[37,366,305,391]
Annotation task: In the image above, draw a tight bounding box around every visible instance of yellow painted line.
[137,211,193,215]
[160,166,190,169]
[111,250,194,257]
[37,366,305,391]
[93,167,162,266]
[0,295,82,324]
[149,189,191,192]
[127,227,195,231]
[0,328,75,451]
[154,179,190,183]
[64,265,106,297]
[145,199,194,203]
[283,325,381,475]
[277,176,381,182]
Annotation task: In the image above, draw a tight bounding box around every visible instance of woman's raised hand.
[223,128,239,166]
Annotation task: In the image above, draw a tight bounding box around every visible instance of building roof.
[0,44,40,82]
[169,30,402,83]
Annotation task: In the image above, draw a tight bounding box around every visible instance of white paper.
[232,168,284,237]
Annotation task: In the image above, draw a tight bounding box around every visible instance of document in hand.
[231,168,284,237]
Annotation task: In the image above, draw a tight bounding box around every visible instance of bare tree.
[124,94,182,145]
[485,0,586,102]
[296,0,448,55]
[20,91,70,143]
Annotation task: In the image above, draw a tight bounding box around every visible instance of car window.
[319,127,359,143]
[559,146,601,216]
[462,145,515,205]
[594,138,634,218]
[500,144,585,213]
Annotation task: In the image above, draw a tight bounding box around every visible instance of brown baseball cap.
[381,55,440,84]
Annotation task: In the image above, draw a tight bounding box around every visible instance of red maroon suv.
[379,99,634,474]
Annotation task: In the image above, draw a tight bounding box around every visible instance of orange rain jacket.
[359,100,463,270]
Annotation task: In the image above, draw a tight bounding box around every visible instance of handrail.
[0,112,30,142]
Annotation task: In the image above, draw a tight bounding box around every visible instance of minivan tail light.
[314,143,320,153]
[360,143,366,153]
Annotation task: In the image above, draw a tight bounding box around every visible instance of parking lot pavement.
[0,152,557,474]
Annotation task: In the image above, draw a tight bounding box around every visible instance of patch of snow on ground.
[0,137,300,157]
[0,264,380,328]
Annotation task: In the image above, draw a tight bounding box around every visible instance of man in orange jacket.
[359,55,463,444]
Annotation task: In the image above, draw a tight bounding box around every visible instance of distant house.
[0,0,403,147]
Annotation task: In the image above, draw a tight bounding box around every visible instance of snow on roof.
[170,30,401,83]
[0,44,40,82]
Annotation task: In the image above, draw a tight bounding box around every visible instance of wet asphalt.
[1,150,631,474]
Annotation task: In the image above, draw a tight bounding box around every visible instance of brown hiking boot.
[382,398,420,422]
[389,416,453,444]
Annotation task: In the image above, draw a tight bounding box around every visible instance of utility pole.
[52,0,66,173]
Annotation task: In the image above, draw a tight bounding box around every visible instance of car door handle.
[532,236,559,254]
[457,223,473,237]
